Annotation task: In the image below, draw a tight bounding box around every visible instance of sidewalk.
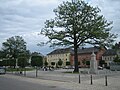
[6,69,120,90]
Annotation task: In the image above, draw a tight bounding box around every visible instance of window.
[104,57,106,60]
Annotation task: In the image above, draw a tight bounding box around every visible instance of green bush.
[58,59,63,67]
[66,61,70,66]
[86,61,90,65]
[51,62,55,66]
[113,55,120,63]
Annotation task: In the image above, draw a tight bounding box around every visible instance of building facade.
[47,48,72,67]
[70,47,106,67]
[102,49,117,66]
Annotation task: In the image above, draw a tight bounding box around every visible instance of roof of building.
[102,49,117,56]
[47,48,72,55]
[31,52,44,57]
[47,46,104,55]
[77,47,100,54]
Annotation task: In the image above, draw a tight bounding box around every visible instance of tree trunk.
[73,37,79,72]
[72,7,79,72]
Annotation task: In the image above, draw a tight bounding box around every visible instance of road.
[1,69,120,90]
[0,75,70,90]
[25,69,120,83]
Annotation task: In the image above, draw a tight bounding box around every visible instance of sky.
[0,0,120,55]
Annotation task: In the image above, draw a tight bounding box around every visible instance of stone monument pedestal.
[89,51,98,74]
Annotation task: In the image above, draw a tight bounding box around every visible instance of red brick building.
[70,47,106,67]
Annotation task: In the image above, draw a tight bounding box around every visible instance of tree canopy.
[112,42,120,50]
[44,60,48,66]
[2,36,27,58]
[113,55,120,63]
[1,36,29,68]
[40,0,116,72]
[58,59,63,67]
[18,53,30,68]
[31,56,43,67]
[18,57,28,68]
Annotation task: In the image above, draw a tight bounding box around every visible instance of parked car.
[0,67,6,74]
[98,66,103,70]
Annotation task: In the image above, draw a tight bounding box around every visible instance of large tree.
[2,36,29,68]
[40,0,116,72]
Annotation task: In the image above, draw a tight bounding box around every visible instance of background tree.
[44,60,48,67]
[0,51,16,68]
[66,61,70,66]
[82,59,86,65]
[0,50,6,66]
[40,0,116,72]
[0,50,8,66]
[18,57,28,68]
[31,55,43,77]
[0,50,5,59]
[0,59,8,67]
[0,61,3,66]
[86,61,90,65]
[18,56,28,75]
[51,62,55,67]
[31,56,43,67]
[112,42,120,50]
[1,36,28,68]
[57,59,63,67]
[113,55,120,63]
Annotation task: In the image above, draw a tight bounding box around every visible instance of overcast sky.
[0,0,120,55]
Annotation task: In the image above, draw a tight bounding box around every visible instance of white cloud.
[0,0,120,55]
[0,0,61,54]
[89,0,120,35]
